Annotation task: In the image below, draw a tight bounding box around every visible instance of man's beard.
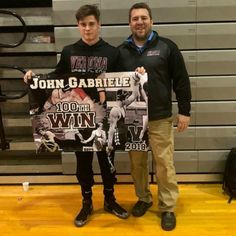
[133,31,150,41]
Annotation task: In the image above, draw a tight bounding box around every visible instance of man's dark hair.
[75,4,100,22]
[129,2,152,22]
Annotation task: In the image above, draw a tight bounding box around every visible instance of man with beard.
[117,2,191,231]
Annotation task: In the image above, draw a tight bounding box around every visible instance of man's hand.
[176,114,190,132]
[23,70,35,84]
[135,66,146,75]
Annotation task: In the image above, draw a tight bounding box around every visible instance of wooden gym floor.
[0,184,235,236]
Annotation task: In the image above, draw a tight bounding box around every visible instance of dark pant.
[75,150,116,200]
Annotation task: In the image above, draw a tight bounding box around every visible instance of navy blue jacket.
[117,31,191,121]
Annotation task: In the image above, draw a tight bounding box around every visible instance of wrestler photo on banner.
[105,72,148,154]
[28,72,148,153]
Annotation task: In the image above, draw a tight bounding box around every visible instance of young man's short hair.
[75,4,100,22]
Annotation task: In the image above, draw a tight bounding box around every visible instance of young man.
[117,2,191,231]
[24,4,128,227]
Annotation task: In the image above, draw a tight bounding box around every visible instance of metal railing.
[0,65,27,101]
[0,9,27,48]
[0,10,28,150]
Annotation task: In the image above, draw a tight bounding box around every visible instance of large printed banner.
[29,72,148,153]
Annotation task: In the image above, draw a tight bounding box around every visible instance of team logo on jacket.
[147,50,160,56]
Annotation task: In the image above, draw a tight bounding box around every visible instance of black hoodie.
[53,38,119,101]
[29,38,119,109]
[54,38,119,74]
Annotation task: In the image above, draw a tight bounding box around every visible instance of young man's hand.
[135,66,145,75]
[23,70,35,84]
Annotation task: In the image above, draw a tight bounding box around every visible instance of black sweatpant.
[75,150,116,201]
